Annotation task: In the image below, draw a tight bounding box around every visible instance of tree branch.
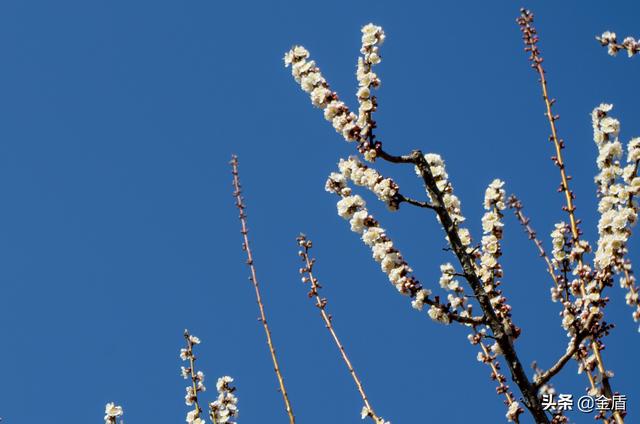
[397,193,435,209]
[231,155,296,424]
[533,326,592,390]
[375,146,550,423]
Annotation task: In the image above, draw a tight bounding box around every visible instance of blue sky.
[1,1,639,423]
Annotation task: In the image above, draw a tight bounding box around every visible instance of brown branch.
[397,193,435,209]
[533,321,594,389]
[374,147,550,423]
[297,234,386,424]
[518,10,622,423]
[508,195,563,294]
[231,155,296,424]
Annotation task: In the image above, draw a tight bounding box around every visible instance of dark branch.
[376,146,550,424]
[397,194,435,209]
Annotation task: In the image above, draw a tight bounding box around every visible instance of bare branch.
[297,234,387,424]
[231,155,296,424]
[397,193,435,209]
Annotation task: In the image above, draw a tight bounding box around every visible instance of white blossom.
[439,263,460,291]
[104,402,123,424]
[411,288,432,311]
[284,46,361,142]
[337,156,400,209]
[505,401,522,422]
[209,376,239,424]
[427,305,451,324]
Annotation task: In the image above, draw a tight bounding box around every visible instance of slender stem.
[231,156,296,424]
[298,235,384,423]
[398,193,435,209]
[477,337,520,424]
[186,334,203,419]
[518,10,622,422]
[508,195,562,293]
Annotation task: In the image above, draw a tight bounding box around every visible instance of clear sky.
[1,1,639,423]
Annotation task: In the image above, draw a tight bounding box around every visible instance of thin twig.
[508,195,567,302]
[476,335,522,424]
[508,195,558,285]
[518,10,622,423]
[397,193,435,209]
[297,234,386,424]
[231,155,296,424]
[533,317,595,389]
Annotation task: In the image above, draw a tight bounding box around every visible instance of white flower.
[361,405,371,419]
[185,386,196,406]
[362,227,385,246]
[411,288,431,311]
[483,179,506,210]
[350,210,369,234]
[186,409,200,423]
[104,402,123,423]
[458,227,472,246]
[481,211,502,233]
[506,401,521,422]
[180,348,190,361]
[181,366,190,379]
[210,376,239,424]
[337,195,365,219]
[600,31,617,44]
[283,45,309,66]
[427,305,451,324]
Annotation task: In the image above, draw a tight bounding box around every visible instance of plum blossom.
[104,402,123,424]
[209,376,239,424]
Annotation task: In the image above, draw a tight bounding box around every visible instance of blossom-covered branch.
[285,21,551,420]
[181,330,207,424]
[231,156,295,424]
[324,158,484,326]
[297,234,389,424]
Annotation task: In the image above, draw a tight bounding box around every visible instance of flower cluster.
[592,104,638,269]
[592,104,640,328]
[104,402,123,424]
[597,31,640,57]
[437,262,473,325]
[181,330,207,424]
[327,171,419,296]
[332,156,400,210]
[284,23,386,160]
[284,46,361,142]
[478,180,516,332]
[420,154,470,244]
[209,376,239,424]
[356,23,385,160]
[550,222,570,266]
